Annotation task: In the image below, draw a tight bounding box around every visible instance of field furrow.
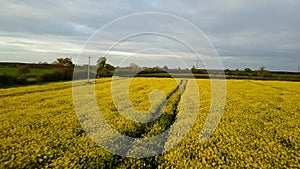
[115,80,188,168]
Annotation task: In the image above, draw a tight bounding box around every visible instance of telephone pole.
[88,56,92,83]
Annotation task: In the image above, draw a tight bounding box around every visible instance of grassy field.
[0,78,299,168]
[0,67,53,76]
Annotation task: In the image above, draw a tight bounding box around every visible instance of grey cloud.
[0,0,299,71]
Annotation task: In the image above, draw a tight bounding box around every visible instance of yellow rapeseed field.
[0,78,299,168]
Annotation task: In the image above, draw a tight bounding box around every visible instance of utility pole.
[88,56,92,83]
[196,60,198,69]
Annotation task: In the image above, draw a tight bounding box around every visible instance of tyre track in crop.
[115,80,188,168]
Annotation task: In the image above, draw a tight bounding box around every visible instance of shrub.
[16,75,28,84]
[17,65,30,75]
[0,74,28,87]
[36,71,63,82]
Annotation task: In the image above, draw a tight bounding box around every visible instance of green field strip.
[0,78,114,97]
[0,67,54,76]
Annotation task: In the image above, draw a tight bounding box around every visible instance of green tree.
[257,66,272,77]
[224,69,232,75]
[97,57,107,69]
[53,57,74,80]
[96,57,107,77]
[96,57,115,77]
[244,68,252,76]
[53,58,73,66]
[17,65,30,76]
[244,68,252,73]
[234,69,240,76]
[191,66,197,74]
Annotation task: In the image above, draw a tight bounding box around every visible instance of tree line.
[1,56,299,87]
[37,58,74,82]
[0,58,74,87]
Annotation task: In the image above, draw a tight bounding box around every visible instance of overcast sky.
[0,0,299,71]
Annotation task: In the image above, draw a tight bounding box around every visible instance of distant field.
[0,67,17,75]
[271,73,300,78]
[0,78,299,168]
[134,72,300,81]
[0,67,53,76]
